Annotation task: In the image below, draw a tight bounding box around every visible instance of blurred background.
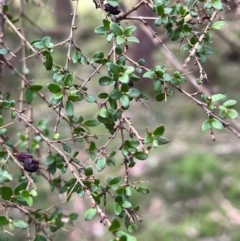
[2,0,240,241]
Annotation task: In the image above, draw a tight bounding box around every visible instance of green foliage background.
[1,1,240,241]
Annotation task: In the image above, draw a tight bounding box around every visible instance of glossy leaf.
[0,216,9,226]
[84,208,97,221]
[34,235,47,241]
[62,143,71,153]
[110,22,123,36]
[66,100,74,118]
[211,118,224,130]
[13,220,28,228]
[211,21,225,30]
[134,152,148,160]
[96,157,106,172]
[83,119,100,127]
[0,187,13,200]
[47,83,61,93]
[109,219,121,232]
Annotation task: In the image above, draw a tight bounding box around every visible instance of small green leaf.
[72,52,80,63]
[69,213,79,221]
[45,54,53,71]
[126,88,140,98]
[109,219,121,232]
[54,133,60,139]
[116,231,137,241]
[13,220,28,228]
[98,92,109,99]
[182,43,191,51]
[202,120,212,131]
[53,72,64,83]
[136,186,149,194]
[94,25,108,35]
[211,21,225,30]
[171,29,180,41]
[109,176,121,185]
[117,36,125,45]
[157,136,170,145]
[106,0,118,7]
[187,0,196,8]
[14,181,28,195]
[29,190,37,197]
[119,73,129,84]
[45,155,54,166]
[99,107,108,118]
[33,41,45,49]
[120,95,129,109]
[107,62,122,75]
[24,195,33,206]
[143,71,155,79]
[66,100,74,118]
[115,46,123,55]
[223,99,237,108]
[83,119,100,127]
[227,109,238,119]
[211,118,224,130]
[114,203,122,216]
[99,76,112,86]
[212,0,223,10]
[0,216,9,226]
[34,235,47,241]
[110,89,122,100]
[25,89,34,104]
[84,208,97,221]
[0,169,12,182]
[128,223,138,233]
[211,94,225,102]
[110,22,123,36]
[156,93,165,102]
[85,166,93,176]
[153,125,164,137]
[47,83,61,93]
[134,152,148,160]
[0,187,13,200]
[124,26,136,37]
[121,200,132,208]
[42,36,51,46]
[68,91,83,102]
[64,73,73,86]
[29,85,43,92]
[96,157,106,172]
[62,143,71,153]
[85,94,96,103]
[127,36,139,43]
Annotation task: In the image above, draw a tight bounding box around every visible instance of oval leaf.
[84,208,97,221]
[134,152,148,160]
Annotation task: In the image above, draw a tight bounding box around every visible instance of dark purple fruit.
[23,158,39,173]
[104,4,121,15]
[16,152,33,162]
[128,80,134,87]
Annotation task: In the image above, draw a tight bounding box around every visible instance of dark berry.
[104,4,121,15]
[16,152,33,162]
[128,80,134,87]
[23,158,39,173]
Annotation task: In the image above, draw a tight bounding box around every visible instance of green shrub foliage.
[0,0,239,241]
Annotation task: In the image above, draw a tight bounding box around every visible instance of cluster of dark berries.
[104,4,121,15]
[16,152,39,173]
